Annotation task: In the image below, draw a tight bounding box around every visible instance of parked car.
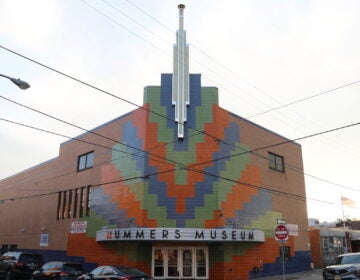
[78,265,152,280]
[0,252,44,280]
[323,252,360,280]
[31,261,85,280]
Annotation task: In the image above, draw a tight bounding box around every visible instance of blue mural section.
[235,190,273,228]
[249,251,312,279]
[22,248,97,272]
[161,74,202,151]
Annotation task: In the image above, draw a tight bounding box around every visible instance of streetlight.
[0,73,30,90]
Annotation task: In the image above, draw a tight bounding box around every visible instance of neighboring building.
[309,223,360,267]
[0,5,310,279]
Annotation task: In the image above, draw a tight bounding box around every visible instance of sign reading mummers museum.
[96,228,265,242]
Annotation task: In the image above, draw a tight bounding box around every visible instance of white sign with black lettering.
[96,228,265,242]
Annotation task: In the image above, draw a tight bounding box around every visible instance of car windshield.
[115,266,147,276]
[334,255,360,265]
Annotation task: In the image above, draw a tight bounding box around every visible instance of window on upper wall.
[268,152,284,172]
[77,151,94,171]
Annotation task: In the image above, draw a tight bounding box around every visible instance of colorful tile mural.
[67,73,309,279]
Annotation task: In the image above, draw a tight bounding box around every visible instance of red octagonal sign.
[275,224,288,240]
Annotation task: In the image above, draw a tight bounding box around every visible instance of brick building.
[0,5,310,279]
[309,226,360,267]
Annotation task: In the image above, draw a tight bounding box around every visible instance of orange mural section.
[210,237,295,279]
[67,234,150,274]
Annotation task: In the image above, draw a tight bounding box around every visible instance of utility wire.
[0,45,224,143]
[1,151,358,213]
[116,0,360,158]
[1,6,358,217]
[80,1,360,192]
[1,116,359,204]
[247,80,360,118]
[1,44,359,195]
[3,94,359,195]
[0,95,200,169]
[122,0,278,104]
[82,0,360,162]
[123,0,359,118]
[83,0,266,111]
[2,45,360,212]
[0,94,203,189]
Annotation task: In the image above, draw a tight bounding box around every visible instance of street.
[257,269,323,280]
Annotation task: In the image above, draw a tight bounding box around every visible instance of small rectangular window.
[77,151,94,171]
[279,246,291,261]
[62,191,67,219]
[1,245,9,254]
[57,192,62,220]
[9,244,17,252]
[268,152,284,172]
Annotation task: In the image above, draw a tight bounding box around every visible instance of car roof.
[338,252,360,257]
[44,261,82,265]
[3,252,41,256]
[3,252,21,256]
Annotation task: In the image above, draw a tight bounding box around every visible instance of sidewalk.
[257,269,323,280]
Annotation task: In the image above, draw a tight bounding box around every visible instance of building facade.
[0,5,310,279]
[309,226,360,267]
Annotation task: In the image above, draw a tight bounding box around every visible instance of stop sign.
[275,224,288,240]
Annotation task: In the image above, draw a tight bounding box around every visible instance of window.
[57,186,91,220]
[1,245,8,254]
[268,152,284,172]
[279,246,291,261]
[77,151,94,171]
[9,244,17,252]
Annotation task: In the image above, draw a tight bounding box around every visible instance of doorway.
[152,246,208,279]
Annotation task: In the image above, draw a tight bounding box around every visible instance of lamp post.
[0,73,30,90]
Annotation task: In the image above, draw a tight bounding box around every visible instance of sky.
[1,0,360,223]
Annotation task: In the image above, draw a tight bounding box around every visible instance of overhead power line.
[2,43,359,154]
[121,0,360,122]
[1,115,359,199]
[78,0,360,188]
[0,45,226,144]
[0,149,358,213]
[2,44,360,214]
[2,92,359,195]
[247,80,360,118]
[81,0,266,111]
[1,44,360,196]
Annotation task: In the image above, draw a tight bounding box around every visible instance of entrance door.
[152,247,208,279]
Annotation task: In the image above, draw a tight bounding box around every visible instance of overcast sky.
[1,0,360,223]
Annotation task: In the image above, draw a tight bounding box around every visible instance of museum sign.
[96,228,265,242]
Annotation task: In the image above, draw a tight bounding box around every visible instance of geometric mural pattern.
[67,74,310,279]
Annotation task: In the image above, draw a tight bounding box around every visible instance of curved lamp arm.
[0,73,30,90]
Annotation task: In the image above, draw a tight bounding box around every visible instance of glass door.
[182,249,192,277]
[154,248,164,277]
[196,249,206,277]
[168,249,179,277]
[152,246,208,279]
